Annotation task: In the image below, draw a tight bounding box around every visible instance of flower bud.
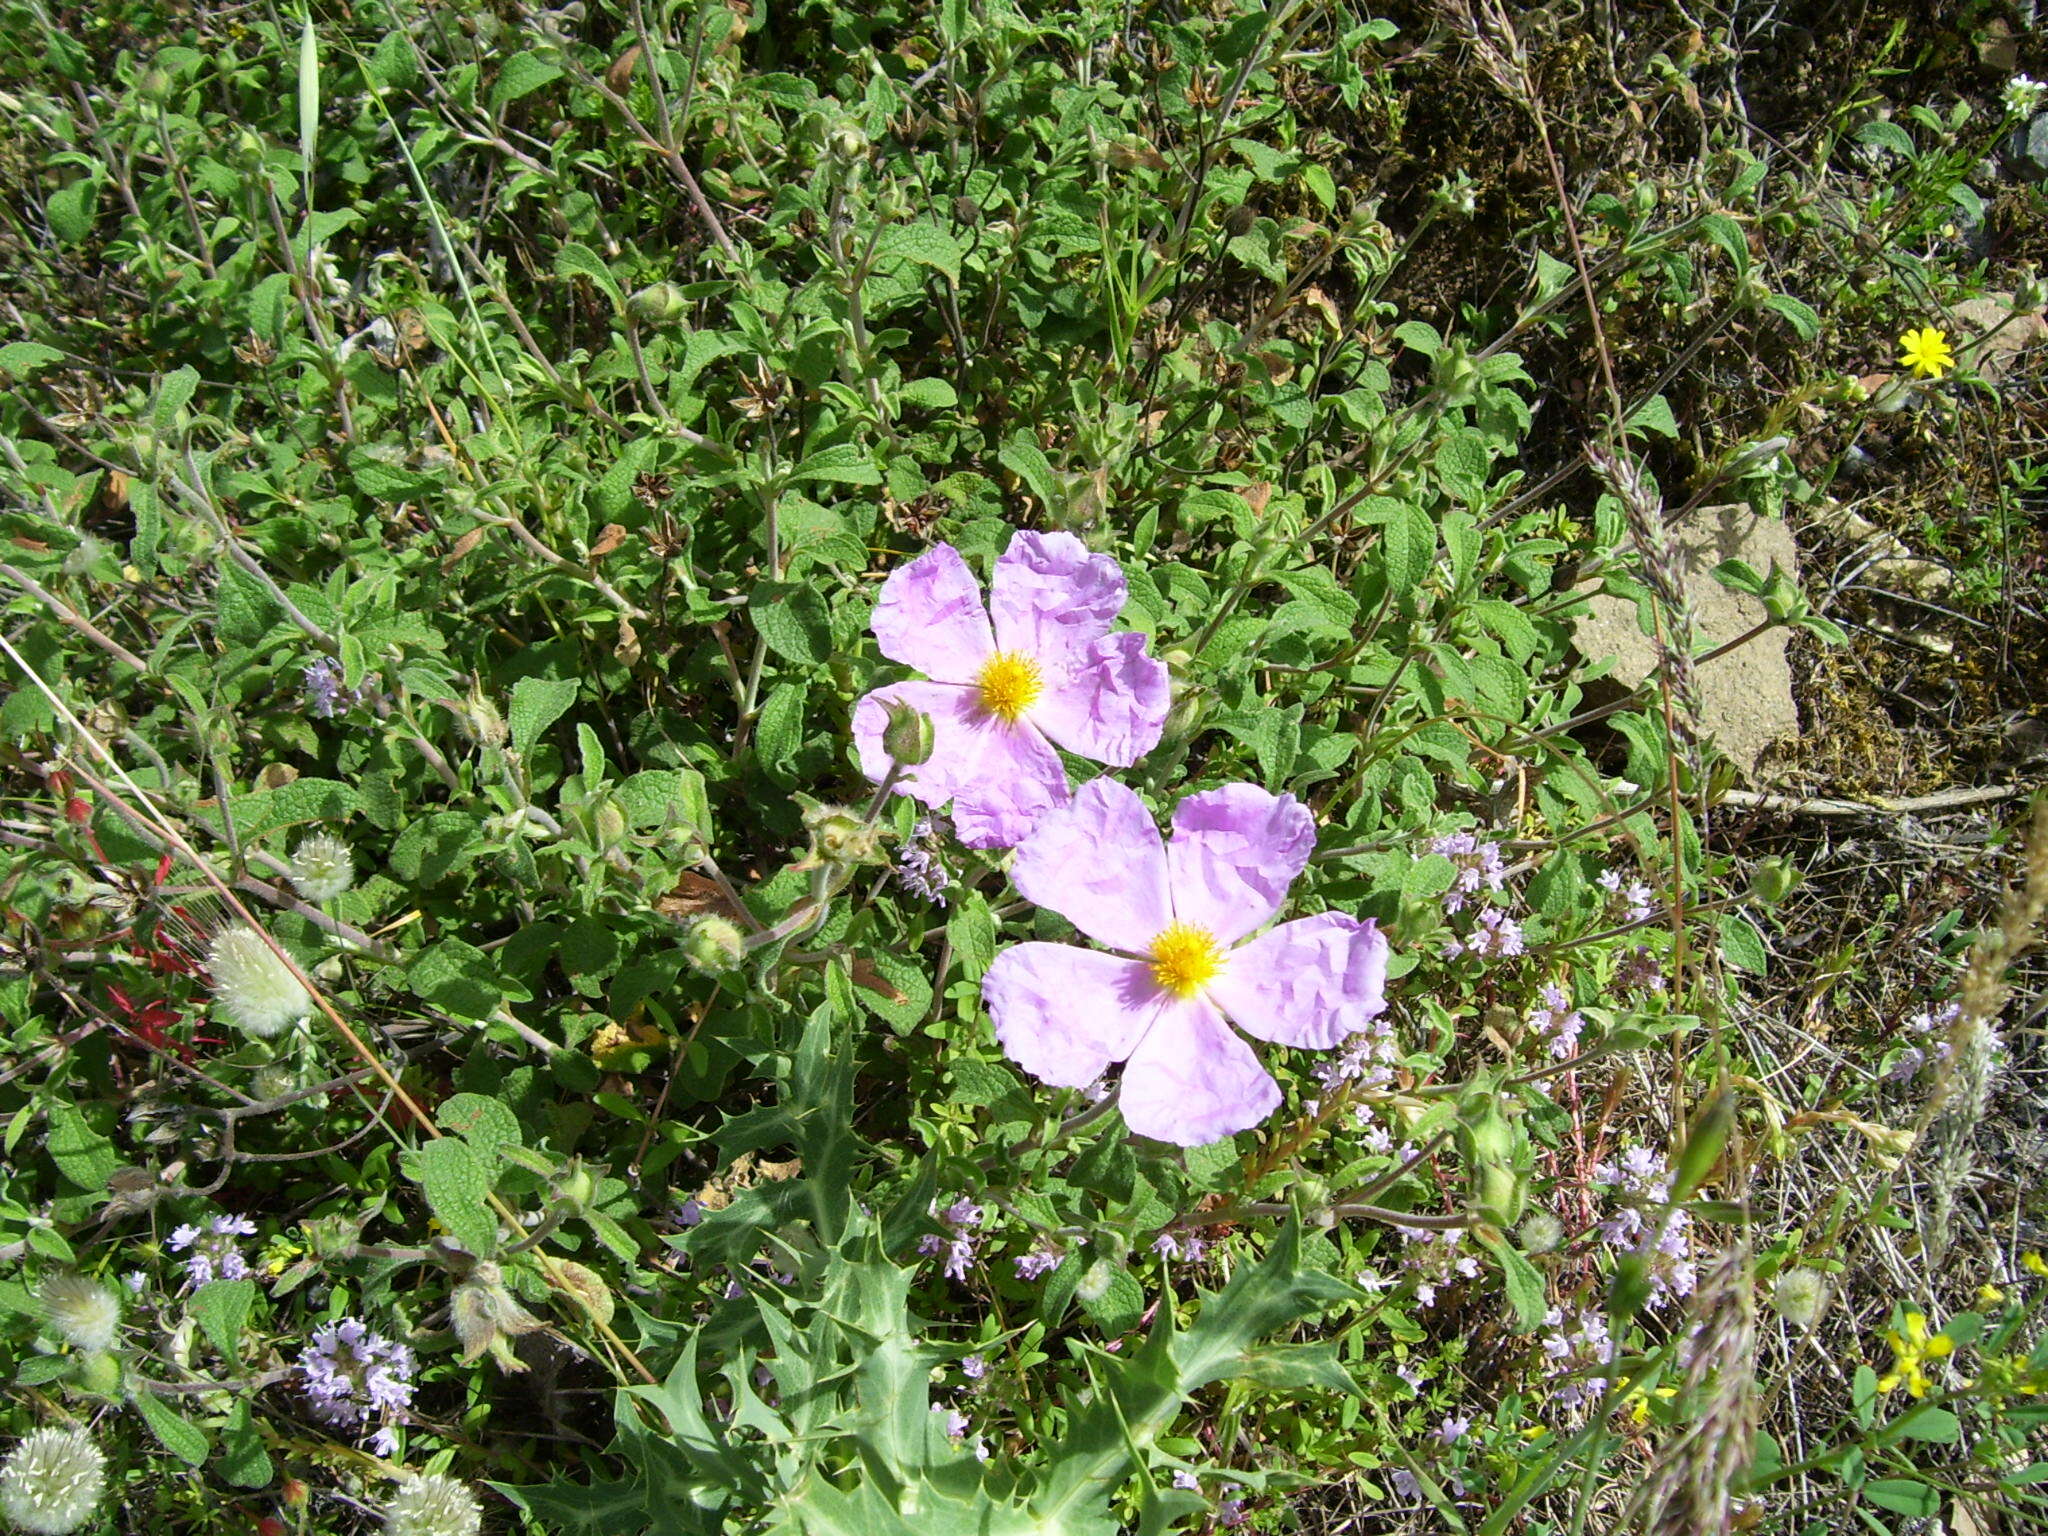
[288,830,355,903]
[1074,1258,1116,1304]
[592,800,628,850]
[801,800,882,865]
[206,924,314,1038]
[626,281,689,328]
[680,913,746,975]
[71,1352,122,1397]
[37,1273,120,1353]
[881,700,935,766]
[450,1261,543,1369]
[551,1159,598,1215]
[1518,1210,1564,1256]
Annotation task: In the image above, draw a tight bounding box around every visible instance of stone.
[2002,112,2048,181]
[1572,504,1801,778]
[1944,294,2046,384]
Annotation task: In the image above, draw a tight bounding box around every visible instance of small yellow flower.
[1979,1283,2006,1307]
[1897,326,1956,380]
[2022,1252,2048,1278]
[1876,1309,1955,1398]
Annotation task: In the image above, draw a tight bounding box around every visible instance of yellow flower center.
[1148,922,1224,999]
[975,651,1043,723]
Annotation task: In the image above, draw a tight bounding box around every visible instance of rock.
[1945,294,2047,383]
[2001,112,2048,180]
[1572,504,1801,778]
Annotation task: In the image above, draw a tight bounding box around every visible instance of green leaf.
[1718,913,1767,974]
[202,776,358,842]
[1695,211,1750,277]
[219,1401,273,1489]
[46,177,98,247]
[1853,120,1915,159]
[554,241,624,314]
[388,811,486,885]
[1369,500,1434,599]
[616,769,710,837]
[188,1278,255,1365]
[437,1093,523,1158]
[135,1389,210,1466]
[509,675,580,756]
[1894,1406,1961,1444]
[403,1137,499,1257]
[491,52,564,112]
[1625,394,1680,439]
[45,1100,117,1191]
[791,442,883,486]
[1765,293,1820,341]
[998,436,1061,514]
[0,341,65,378]
[877,219,964,285]
[1476,1229,1548,1331]
[896,377,958,410]
[1863,1480,1939,1518]
[408,937,504,1020]
[748,583,831,665]
[945,892,996,980]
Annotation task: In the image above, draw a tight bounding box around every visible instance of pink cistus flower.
[982,779,1390,1145]
[852,533,1169,849]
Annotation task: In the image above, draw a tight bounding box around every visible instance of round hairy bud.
[625,281,689,328]
[680,914,746,976]
[880,701,935,767]
[380,1471,483,1536]
[0,1425,107,1535]
[72,1352,123,1397]
[450,1261,544,1368]
[36,1272,120,1354]
[1770,1267,1827,1330]
[207,925,314,1038]
[288,831,356,902]
[1517,1210,1564,1256]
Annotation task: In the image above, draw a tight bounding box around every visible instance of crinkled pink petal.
[852,681,1069,848]
[989,530,1125,663]
[1209,914,1388,1050]
[869,543,994,684]
[1032,632,1170,768]
[1010,777,1172,953]
[984,943,1156,1087]
[1165,785,1316,946]
[1119,996,1282,1146]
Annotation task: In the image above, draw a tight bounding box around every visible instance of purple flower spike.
[852,534,1170,848]
[983,779,1391,1146]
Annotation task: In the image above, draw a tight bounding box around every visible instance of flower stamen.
[975,652,1043,723]
[1149,922,1224,998]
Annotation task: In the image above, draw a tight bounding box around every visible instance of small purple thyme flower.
[896,815,954,906]
[298,1317,416,1440]
[1014,1244,1061,1281]
[960,1354,987,1381]
[1528,981,1583,1060]
[1447,907,1524,960]
[167,1214,258,1289]
[1430,830,1507,914]
[1172,1469,1200,1491]
[1436,1414,1472,1446]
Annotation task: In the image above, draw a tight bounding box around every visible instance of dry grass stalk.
[1914,795,2048,1257]
[1627,1245,1758,1536]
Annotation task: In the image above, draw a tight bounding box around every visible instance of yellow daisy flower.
[1897,326,1956,380]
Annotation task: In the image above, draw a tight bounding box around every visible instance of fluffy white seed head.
[1518,1210,1565,1256]
[36,1273,119,1354]
[288,831,356,903]
[0,1426,107,1535]
[1770,1267,1827,1330]
[207,925,313,1038]
[381,1472,483,1536]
